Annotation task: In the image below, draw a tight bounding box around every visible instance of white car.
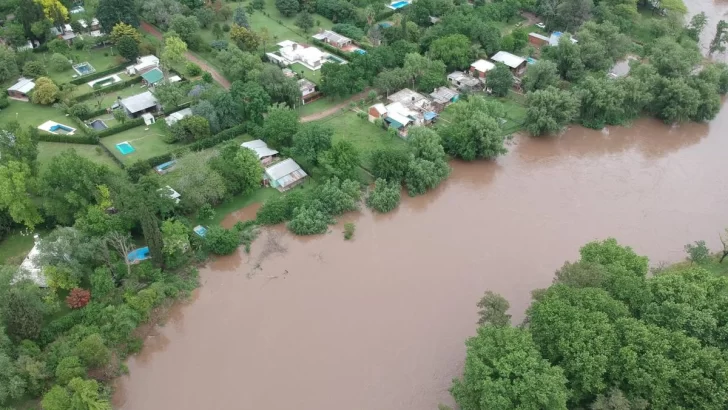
[536,22,546,29]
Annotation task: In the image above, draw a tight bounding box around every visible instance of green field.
[100,122,177,164]
[0,99,73,129]
[297,97,343,117]
[289,62,322,84]
[44,47,128,85]
[37,142,121,170]
[316,110,407,170]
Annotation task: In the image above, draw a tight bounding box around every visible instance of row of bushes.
[77,106,109,120]
[36,132,98,144]
[69,64,128,85]
[72,76,144,103]
[125,123,250,177]
[311,39,356,61]
[95,117,145,138]
[375,9,398,22]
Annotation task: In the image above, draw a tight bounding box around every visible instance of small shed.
[264,158,308,191]
[141,67,164,86]
[470,59,495,78]
[312,30,352,49]
[241,139,279,165]
[490,51,527,75]
[120,91,159,117]
[7,77,35,99]
[528,32,550,47]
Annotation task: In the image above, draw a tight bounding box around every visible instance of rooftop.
[165,107,192,125]
[312,30,352,44]
[429,87,459,104]
[298,78,315,90]
[8,77,35,93]
[448,71,481,87]
[242,139,279,159]
[490,51,526,69]
[120,91,159,113]
[549,32,578,46]
[471,59,495,72]
[387,88,431,110]
[17,238,46,287]
[529,32,550,41]
[265,158,306,181]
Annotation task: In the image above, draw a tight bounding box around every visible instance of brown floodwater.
[114,5,728,410]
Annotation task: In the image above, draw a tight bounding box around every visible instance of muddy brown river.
[114,5,728,410]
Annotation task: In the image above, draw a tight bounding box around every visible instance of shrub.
[222,23,231,32]
[366,178,401,213]
[50,53,71,72]
[68,103,91,118]
[257,190,309,225]
[66,288,91,309]
[202,72,213,83]
[31,77,59,105]
[0,94,9,109]
[287,205,332,235]
[55,356,86,385]
[186,62,202,76]
[343,222,355,240]
[204,226,240,255]
[75,334,111,368]
[23,60,46,77]
[685,240,711,264]
[197,203,215,221]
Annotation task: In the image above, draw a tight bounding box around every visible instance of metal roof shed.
[490,51,526,69]
[120,91,159,114]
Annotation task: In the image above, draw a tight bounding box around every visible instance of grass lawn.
[206,187,281,226]
[297,97,344,116]
[289,62,322,84]
[100,122,176,165]
[44,47,128,85]
[0,99,72,129]
[162,134,252,186]
[83,83,150,110]
[316,110,406,170]
[37,142,122,171]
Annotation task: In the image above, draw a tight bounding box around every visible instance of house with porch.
[119,91,159,118]
[298,78,319,105]
[264,158,308,191]
[312,30,352,49]
[490,51,527,76]
[369,88,437,138]
[7,77,35,100]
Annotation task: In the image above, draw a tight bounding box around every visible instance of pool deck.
[38,120,76,135]
[387,0,411,9]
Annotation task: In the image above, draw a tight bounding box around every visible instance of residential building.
[127,55,160,75]
[528,32,550,47]
[368,103,387,122]
[490,51,527,76]
[242,139,279,165]
[298,78,319,105]
[369,88,438,137]
[165,107,192,126]
[266,40,346,71]
[7,77,35,100]
[119,91,159,117]
[447,71,482,91]
[429,87,459,112]
[470,59,495,78]
[265,158,308,191]
[312,30,352,49]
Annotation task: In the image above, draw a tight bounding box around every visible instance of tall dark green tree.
[139,205,164,267]
[97,0,139,31]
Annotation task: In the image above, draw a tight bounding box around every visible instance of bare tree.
[105,231,134,277]
[720,229,728,263]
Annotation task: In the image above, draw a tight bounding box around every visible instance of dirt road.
[140,21,231,90]
[301,90,371,122]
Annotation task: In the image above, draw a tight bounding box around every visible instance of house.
[141,67,164,86]
[16,235,47,287]
[370,88,437,138]
[447,71,482,91]
[165,107,193,126]
[264,158,308,191]
[51,25,76,43]
[266,40,346,71]
[298,78,318,105]
[490,51,527,76]
[368,103,387,122]
[312,30,352,49]
[7,77,35,99]
[528,32,550,47]
[78,18,101,31]
[470,59,495,79]
[241,139,279,165]
[549,32,578,47]
[429,87,459,112]
[127,55,160,75]
[119,91,159,117]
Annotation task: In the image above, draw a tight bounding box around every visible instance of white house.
[266,40,346,71]
[119,91,159,117]
[127,55,160,75]
[165,108,193,126]
[241,139,279,165]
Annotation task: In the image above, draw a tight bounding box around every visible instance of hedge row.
[375,9,398,22]
[77,106,108,120]
[37,132,98,144]
[70,63,128,85]
[73,76,144,103]
[311,39,354,61]
[96,118,145,138]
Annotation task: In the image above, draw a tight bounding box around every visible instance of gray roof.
[490,51,526,69]
[242,139,279,159]
[429,87,459,104]
[312,30,351,44]
[265,158,306,181]
[8,77,35,93]
[120,91,159,113]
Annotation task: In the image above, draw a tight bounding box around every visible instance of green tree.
[487,63,513,97]
[320,63,365,97]
[524,87,579,136]
[195,7,215,28]
[313,177,361,216]
[287,205,332,235]
[0,160,41,229]
[374,67,410,97]
[97,0,139,30]
[685,12,708,42]
[295,11,314,32]
[440,96,507,160]
[650,37,701,78]
[49,53,70,72]
[370,148,410,182]
[139,205,164,267]
[522,60,559,92]
[366,178,401,213]
[161,35,188,68]
[476,291,511,326]
[230,24,260,51]
[175,156,227,212]
[41,385,71,410]
[451,326,569,410]
[403,52,447,92]
[550,34,584,81]
[2,286,45,341]
[651,77,700,123]
[204,226,240,255]
[231,80,271,124]
[262,104,299,148]
[67,378,111,410]
[116,35,139,61]
[110,22,142,44]
[292,123,333,165]
[23,60,46,78]
[0,45,19,84]
[575,76,626,128]
[161,219,190,259]
[209,143,263,196]
[55,356,86,385]
[430,34,472,70]
[212,22,224,39]
[31,76,59,105]
[319,140,360,181]
[405,157,449,196]
[275,0,299,17]
[233,5,250,28]
[709,20,728,55]
[154,82,186,109]
[257,64,301,107]
[76,334,111,368]
[169,15,200,46]
[689,77,722,122]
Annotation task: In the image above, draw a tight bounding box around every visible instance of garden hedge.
[37,132,98,144]
[374,9,397,22]
[72,76,144,103]
[311,39,354,60]
[96,118,145,138]
[77,107,109,120]
[69,63,129,85]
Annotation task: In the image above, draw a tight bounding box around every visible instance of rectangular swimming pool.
[116,141,135,155]
[72,62,95,76]
[49,124,75,134]
[390,1,409,8]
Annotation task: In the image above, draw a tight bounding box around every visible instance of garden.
[100,122,175,164]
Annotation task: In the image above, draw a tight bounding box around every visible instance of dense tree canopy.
[439,96,508,160]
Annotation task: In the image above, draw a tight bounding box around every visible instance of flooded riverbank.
[114,103,728,409]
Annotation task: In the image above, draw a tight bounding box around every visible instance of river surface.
[114,4,728,409]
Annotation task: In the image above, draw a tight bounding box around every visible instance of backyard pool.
[325,54,346,64]
[38,120,76,135]
[193,225,208,237]
[116,141,135,155]
[72,62,95,76]
[388,0,410,9]
[155,160,176,174]
[127,247,150,263]
[88,119,108,130]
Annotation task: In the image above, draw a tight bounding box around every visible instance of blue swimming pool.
[355,49,367,55]
[390,0,409,8]
[72,62,95,76]
[127,247,150,263]
[193,225,208,237]
[116,142,135,155]
[49,124,74,133]
[156,160,176,173]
